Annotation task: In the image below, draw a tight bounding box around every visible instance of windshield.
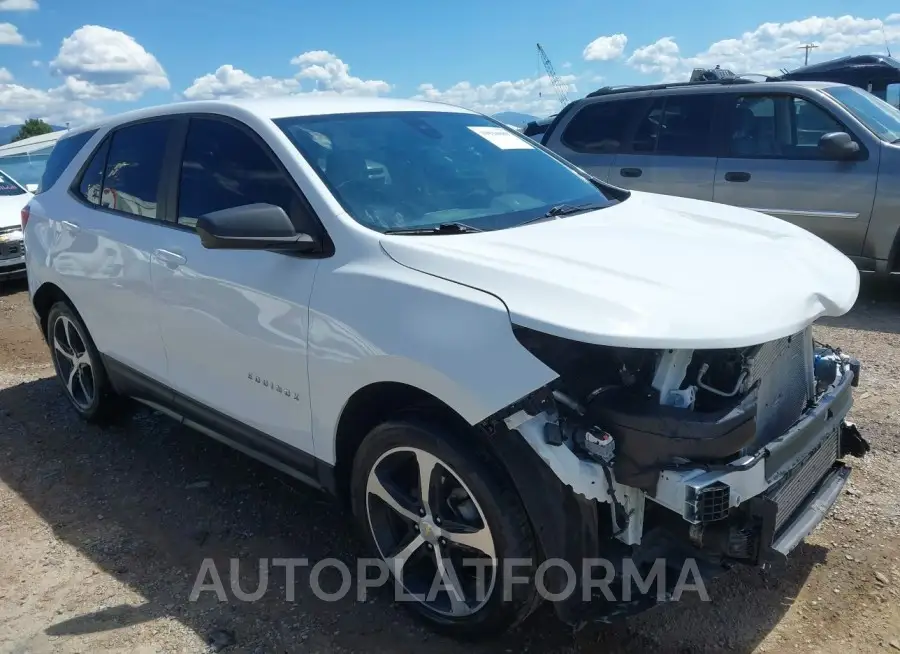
[824,85,900,143]
[0,170,26,196]
[275,111,616,233]
[0,153,50,187]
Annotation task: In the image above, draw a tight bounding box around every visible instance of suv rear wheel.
[350,417,541,639]
[47,301,120,422]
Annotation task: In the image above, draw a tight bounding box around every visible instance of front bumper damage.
[485,334,869,626]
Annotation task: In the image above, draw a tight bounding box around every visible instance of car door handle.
[620,167,643,178]
[60,220,80,233]
[153,249,187,268]
[724,171,752,183]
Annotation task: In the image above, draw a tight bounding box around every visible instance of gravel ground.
[0,276,898,654]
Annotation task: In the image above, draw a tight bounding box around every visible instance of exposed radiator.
[768,425,840,533]
[744,326,814,449]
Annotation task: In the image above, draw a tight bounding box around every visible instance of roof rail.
[585,77,757,99]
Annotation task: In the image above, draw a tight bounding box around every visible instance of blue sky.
[0,0,898,125]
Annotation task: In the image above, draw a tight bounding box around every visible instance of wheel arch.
[32,282,78,342]
[332,381,472,507]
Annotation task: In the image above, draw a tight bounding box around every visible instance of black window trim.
[166,112,334,258]
[68,115,179,226]
[163,112,334,258]
[715,91,869,162]
[70,111,335,258]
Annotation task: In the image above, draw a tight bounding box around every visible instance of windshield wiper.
[383,222,483,235]
[520,202,605,226]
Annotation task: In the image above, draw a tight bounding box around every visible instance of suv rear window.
[561,98,645,153]
[37,129,97,194]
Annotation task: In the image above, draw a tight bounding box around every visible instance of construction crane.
[536,43,570,108]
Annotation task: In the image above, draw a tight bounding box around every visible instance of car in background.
[773,54,900,108]
[539,79,900,277]
[0,169,31,280]
[0,130,65,193]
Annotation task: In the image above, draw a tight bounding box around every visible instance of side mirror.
[818,132,860,160]
[196,203,319,252]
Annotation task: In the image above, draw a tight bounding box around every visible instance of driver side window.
[177,117,301,229]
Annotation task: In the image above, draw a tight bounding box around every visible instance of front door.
[151,116,319,460]
[713,93,879,256]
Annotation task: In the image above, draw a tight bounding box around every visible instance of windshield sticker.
[467,126,534,150]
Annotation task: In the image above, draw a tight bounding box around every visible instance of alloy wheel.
[51,314,96,411]
[366,446,498,618]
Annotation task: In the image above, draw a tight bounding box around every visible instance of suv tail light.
[20,205,30,229]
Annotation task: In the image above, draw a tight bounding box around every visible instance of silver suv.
[540,80,900,277]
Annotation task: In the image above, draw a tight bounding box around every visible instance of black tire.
[350,417,541,640]
[46,301,122,423]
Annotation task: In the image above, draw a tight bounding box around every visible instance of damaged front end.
[484,324,870,626]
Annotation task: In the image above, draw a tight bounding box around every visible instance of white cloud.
[184,64,299,100]
[0,22,30,45]
[184,50,390,101]
[291,50,391,95]
[0,67,11,82]
[0,0,38,10]
[50,25,169,101]
[628,14,900,80]
[0,81,102,125]
[412,74,578,117]
[627,36,681,75]
[583,33,628,61]
[0,24,169,126]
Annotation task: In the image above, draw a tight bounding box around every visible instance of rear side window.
[177,117,301,229]
[631,94,716,156]
[36,129,97,193]
[0,170,25,196]
[99,120,173,220]
[561,98,645,153]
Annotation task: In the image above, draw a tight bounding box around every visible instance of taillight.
[20,205,29,229]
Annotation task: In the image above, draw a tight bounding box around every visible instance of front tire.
[47,301,120,423]
[350,417,541,639]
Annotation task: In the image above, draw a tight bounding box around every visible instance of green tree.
[10,118,54,143]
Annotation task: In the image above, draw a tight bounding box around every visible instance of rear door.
[543,97,649,182]
[713,92,879,256]
[51,119,174,383]
[611,93,719,200]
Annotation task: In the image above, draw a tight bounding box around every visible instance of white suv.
[23,97,869,638]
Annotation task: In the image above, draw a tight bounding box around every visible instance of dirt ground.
[0,276,897,654]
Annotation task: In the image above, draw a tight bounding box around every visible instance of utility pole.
[798,43,819,65]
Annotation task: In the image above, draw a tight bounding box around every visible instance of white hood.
[0,192,31,229]
[380,192,860,349]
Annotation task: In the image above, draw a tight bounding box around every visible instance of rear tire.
[350,417,541,639]
[47,301,122,423]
